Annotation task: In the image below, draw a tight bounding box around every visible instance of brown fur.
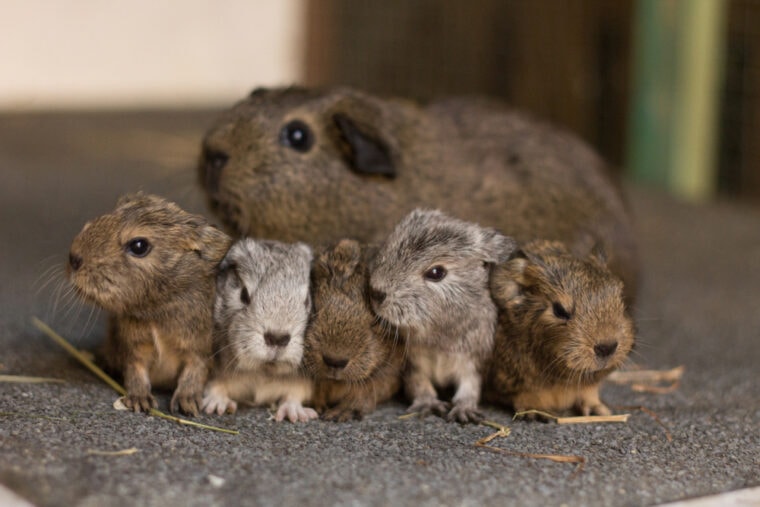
[67,193,231,415]
[198,86,638,306]
[304,239,405,422]
[485,239,635,417]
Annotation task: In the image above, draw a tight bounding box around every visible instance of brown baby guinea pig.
[198,86,638,307]
[67,192,231,416]
[304,239,405,422]
[484,239,635,417]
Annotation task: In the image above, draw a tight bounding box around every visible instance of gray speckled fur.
[369,209,517,423]
[203,238,317,422]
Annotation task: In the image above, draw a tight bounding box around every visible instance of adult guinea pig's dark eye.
[423,265,447,282]
[279,120,314,152]
[552,302,572,321]
[126,238,151,258]
[240,287,251,306]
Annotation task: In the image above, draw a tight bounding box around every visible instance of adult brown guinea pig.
[67,193,231,416]
[304,239,405,422]
[484,239,635,417]
[198,86,638,306]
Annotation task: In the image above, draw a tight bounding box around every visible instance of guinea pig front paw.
[201,389,238,416]
[322,405,364,423]
[406,397,451,418]
[122,393,157,413]
[578,401,612,417]
[446,404,484,424]
[275,401,319,423]
[170,391,203,417]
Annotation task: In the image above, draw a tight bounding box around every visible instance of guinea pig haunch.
[369,209,517,424]
[67,192,231,416]
[485,239,635,417]
[199,86,638,306]
[202,238,317,423]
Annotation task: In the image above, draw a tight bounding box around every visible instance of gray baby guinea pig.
[198,86,638,305]
[304,239,405,422]
[485,239,635,417]
[67,193,231,415]
[202,238,317,422]
[369,209,517,423]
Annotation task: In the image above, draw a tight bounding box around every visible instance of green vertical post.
[626,0,726,201]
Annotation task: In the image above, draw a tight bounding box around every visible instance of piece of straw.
[474,427,585,477]
[514,409,630,424]
[86,447,139,456]
[31,317,238,435]
[607,366,685,385]
[0,374,65,384]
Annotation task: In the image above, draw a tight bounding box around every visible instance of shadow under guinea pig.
[304,239,405,422]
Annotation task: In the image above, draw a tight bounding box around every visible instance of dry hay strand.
[32,317,239,435]
[474,422,585,478]
[514,409,630,424]
[607,365,684,394]
[0,375,65,384]
[86,447,139,457]
[616,405,674,442]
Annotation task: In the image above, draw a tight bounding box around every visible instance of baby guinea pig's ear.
[326,239,362,281]
[328,96,396,178]
[490,249,528,307]
[193,225,232,263]
[481,229,519,264]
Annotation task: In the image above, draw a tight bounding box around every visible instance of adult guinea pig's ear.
[330,109,396,178]
[194,225,232,264]
[588,242,610,267]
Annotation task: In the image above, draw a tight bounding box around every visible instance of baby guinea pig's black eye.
[552,302,572,321]
[279,120,314,152]
[423,265,447,282]
[126,238,151,258]
[240,287,251,306]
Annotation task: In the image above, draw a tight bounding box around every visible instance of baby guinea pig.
[368,209,517,423]
[202,238,318,423]
[304,239,405,422]
[484,239,635,417]
[67,192,231,416]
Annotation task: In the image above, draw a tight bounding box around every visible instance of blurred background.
[1,0,757,203]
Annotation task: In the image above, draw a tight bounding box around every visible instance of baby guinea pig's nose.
[69,252,83,272]
[264,331,291,348]
[369,287,386,305]
[322,354,349,370]
[594,342,618,359]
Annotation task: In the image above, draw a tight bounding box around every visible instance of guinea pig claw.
[275,401,319,423]
[123,393,157,413]
[170,392,201,417]
[579,402,612,417]
[406,398,451,419]
[201,391,237,415]
[446,405,484,424]
[322,406,364,423]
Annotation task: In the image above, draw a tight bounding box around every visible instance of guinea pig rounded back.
[198,86,638,304]
[213,238,313,371]
[68,193,231,316]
